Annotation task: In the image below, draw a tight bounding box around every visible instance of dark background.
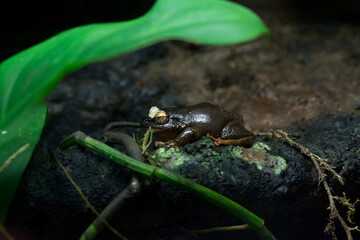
[1,0,360,62]
[0,0,156,62]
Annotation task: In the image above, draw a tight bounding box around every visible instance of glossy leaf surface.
[0,0,268,223]
[0,103,47,222]
[0,0,268,128]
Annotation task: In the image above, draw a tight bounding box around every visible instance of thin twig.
[335,194,359,224]
[0,223,15,240]
[255,130,357,240]
[104,121,141,132]
[0,144,30,173]
[51,150,127,240]
[154,183,250,236]
[80,131,144,240]
[193,224,250,234]
[142,127,153,155]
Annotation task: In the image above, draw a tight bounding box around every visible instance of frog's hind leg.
[207,133,254,147]
[207,120,254,147]
[156,127,196,148]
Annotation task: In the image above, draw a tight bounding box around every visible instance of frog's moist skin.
[141,102,254,148]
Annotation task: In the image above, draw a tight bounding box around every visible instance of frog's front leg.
[155,127,196,148]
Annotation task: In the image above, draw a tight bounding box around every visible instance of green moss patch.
[150,137,287,175]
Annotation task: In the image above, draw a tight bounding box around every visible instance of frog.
[141,102,254,148]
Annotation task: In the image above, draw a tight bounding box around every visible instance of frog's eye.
[155,111,168,124]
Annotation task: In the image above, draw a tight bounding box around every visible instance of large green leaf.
[0,103,47,222]
[0,0,268,128]
[0,0,268,224]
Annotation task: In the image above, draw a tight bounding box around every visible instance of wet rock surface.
[7,113,360,240]
[8,146,133,239]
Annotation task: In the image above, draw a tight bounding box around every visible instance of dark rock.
[6,113,360,240]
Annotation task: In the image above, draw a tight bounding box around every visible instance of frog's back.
[180,103,242,131]
[188,102,242,121]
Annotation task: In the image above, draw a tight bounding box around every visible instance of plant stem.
[104,121,141,132]
[59,131,276,240]
[80,131,144,240]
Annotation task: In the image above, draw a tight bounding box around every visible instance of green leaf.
[0,0,268,129]
[0,0,268,224]
[0,103,47,222]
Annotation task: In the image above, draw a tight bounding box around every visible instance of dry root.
[255,130,359,240]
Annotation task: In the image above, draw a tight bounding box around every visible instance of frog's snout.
[141,118,151,128]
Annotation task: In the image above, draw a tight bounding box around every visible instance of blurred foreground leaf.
[0,0,268,223]
[0,103,47,222]
[0,0,268,128]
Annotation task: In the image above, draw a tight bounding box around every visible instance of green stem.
[59,131,276,240]
[80,131,144,240]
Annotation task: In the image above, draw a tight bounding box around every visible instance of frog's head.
[141,106,184,141]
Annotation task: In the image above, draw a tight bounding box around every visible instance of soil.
[40,0,360,145]
[134,6,360,131]
[4,0,360,240]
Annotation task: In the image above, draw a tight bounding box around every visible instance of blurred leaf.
[0,0,268,128]
[0,0,268,223]
[0,103,47,222]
